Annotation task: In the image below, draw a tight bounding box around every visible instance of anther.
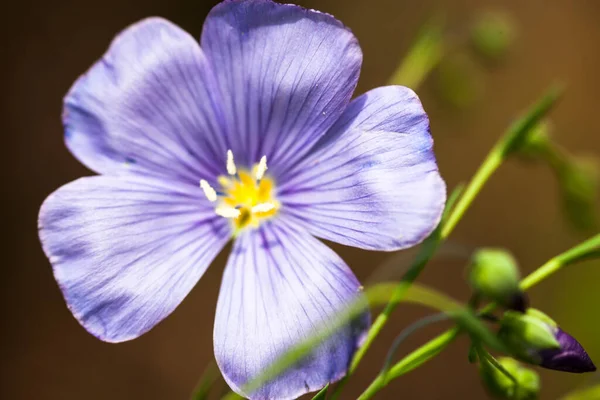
[256,155,268,181]
[215,206,241,219]
[226,150,237,176]
[200,179,217,202]
[251,202,275,214]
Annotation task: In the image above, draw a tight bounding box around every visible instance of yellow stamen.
[203,151,279,231]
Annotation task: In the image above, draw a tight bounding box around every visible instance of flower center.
[200,150,279,232]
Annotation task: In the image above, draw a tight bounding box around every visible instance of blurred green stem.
[191,361,220,400]
[388,15,445,89]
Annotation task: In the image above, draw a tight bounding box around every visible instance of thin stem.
[191,361,220,400]
[388,14,445,89]
[357,329,460,400]
[440,149,503,239]
[441,85,563,239]
[381,313,449,381]
[476,346,517,385]
[520,233,600,290]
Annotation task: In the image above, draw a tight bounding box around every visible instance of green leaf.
[468,248,522,307]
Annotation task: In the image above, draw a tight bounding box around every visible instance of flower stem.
[441,85,563,238]
[476,345,517,385]
[388,14,446,89]
[357,329,460,400]
[191,361,220,400]
[380,313,449,380]
[520,233,600,290]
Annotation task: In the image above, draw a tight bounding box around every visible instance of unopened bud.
[499,309,560,363]
[480,357,540,400]
[539,328,596,373]
[468,249,526,311]
[500,309,596,373]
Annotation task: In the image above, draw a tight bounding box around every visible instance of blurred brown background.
[3,0,600,399]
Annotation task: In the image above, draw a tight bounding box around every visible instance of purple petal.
[38,176,230,342]
[279,86,446,251]
[539,328,596,373]
[64,18,228,182]
[201,0,362,171]
[213,221,369,400]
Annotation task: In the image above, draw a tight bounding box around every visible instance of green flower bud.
[468,249,525,311]
[499,309,560,363]
[471,11,517,61]
[480,357,540,400]
[525,308,557,329]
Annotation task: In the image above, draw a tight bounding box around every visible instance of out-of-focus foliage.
[470,11,517,62]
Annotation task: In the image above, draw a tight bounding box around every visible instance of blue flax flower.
[38,1,446,398]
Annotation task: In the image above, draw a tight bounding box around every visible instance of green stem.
[357,329,460,400]
[381,313,449,381]
[388,14,445,89]
[191,361,220,400]
[441,85,563,238]
[476,346,517,385]
[520,233,600,290]
[440,149,503,239]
